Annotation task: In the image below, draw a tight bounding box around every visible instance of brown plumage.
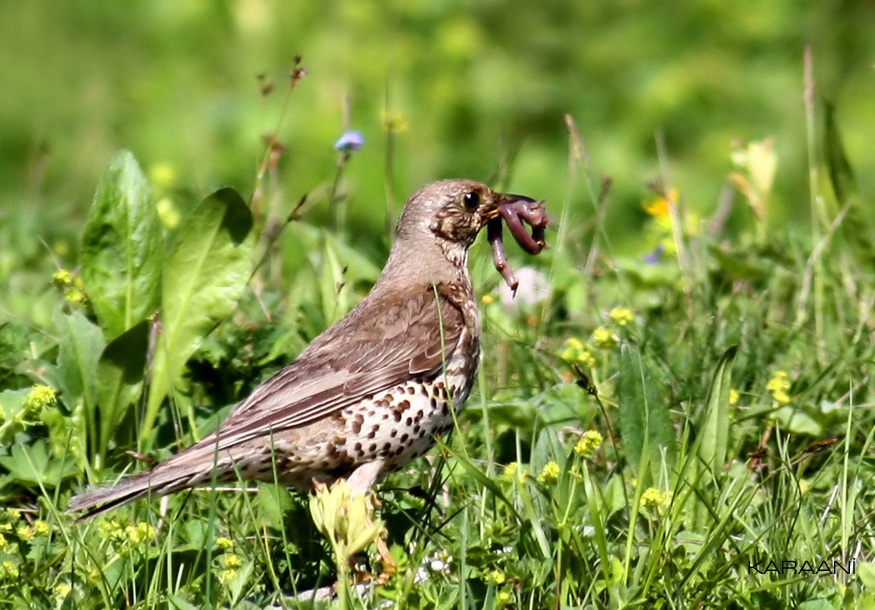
[68,179,545,518]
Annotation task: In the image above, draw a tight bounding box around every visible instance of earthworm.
[488,196,549,294]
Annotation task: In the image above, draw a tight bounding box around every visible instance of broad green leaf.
[617,343,675,484]
[0,440,78,486]
[54,309,105,413]
[771,406,823,436]
[81,150,162,339]
[698,345,737,477]
[257,481,294,530]
[144,188,254,442]
[95,319,150,464]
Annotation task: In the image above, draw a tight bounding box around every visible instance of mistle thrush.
[68,179,548,518]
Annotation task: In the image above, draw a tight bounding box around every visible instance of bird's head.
[395,179,530,246]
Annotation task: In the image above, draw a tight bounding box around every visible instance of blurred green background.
[1,0,873,254]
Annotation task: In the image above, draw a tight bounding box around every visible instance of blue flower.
[644,244,664,264]
[334,130,364,152]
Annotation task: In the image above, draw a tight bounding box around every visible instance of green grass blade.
[698,345,737,478]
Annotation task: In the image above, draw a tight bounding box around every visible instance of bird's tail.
[67,437,230,520]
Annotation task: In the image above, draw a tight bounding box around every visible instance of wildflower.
[54,582,72,600]
[481,293,495,305]
[766,371,791,405]
[537,461,561,484]
[591,326,619,349]
[561,337,597,368]
[32,520,50,536]
[149,162,177,191]
[309,479,385,564]
[496,589,513,605]
[156,197,181,228]
[334,130,365,153]
[486,569,506,585]
[729,389,740,406]
[23,386,57,414]
[382,110,408,133]
[640,487,670,510]
[52,269,88,305]
[218,553,244,584]
[501,462,520,481]
[498,266,550,309]
[216,536,234,550]
[428,550,452,574]
[608,307,634,327]
[643,188,678,218]
[574,431,603,458]
[125,522,156,545]
[17,524,35,541]
[644,244,665,264]
[1,560,18,579]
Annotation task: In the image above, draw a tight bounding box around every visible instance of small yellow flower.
[486,569,506,585]
[640,487,670,510]
[728,389,740,406]
[642,188,678,218]
[501,462,519,480]
[608,307,634,327]
[125,522,156,545]
[1,560,19,579]
[561,337,598,368]
[221,553,244,570]
[149,162,177,191]
[32,520,50,536]
[17,525,35,541]
[574,430,603,458]
[382,110,408,133]
[52,269,73,287]
[216,536,234,550]
[481,294,495,305]
[766,371,791,405]
[0,535,8,551]
[156,197,181,229]
[496,589,513,605]
[591,326,619,349]
[537,461,561,484]
[23,386,57,414]
[54,582,72,600]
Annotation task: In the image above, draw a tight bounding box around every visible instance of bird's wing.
[207,286,467,452]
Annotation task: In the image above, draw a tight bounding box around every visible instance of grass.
[1,65,874,610]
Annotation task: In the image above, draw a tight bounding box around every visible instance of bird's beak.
[482,193,540,222]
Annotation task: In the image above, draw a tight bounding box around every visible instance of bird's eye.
[463,191,480,209]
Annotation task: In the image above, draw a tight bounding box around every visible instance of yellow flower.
[23,386,57,413]
[382,110,408,133]
[156,197,181,229]
[537,461,561,484]
[643,188,678,218]
[766,371,791,405]
[591,326,619,349]
[640,487,670,509]
[481,293,495,305]
[52,269,73,287]
[149,162,177,191]
[1,560,19,579]
[54,582,72,600]
[216,536,234,550]
[125,522,156,545]
[502,462,519,480]
[309,479,385,564]
[608,307,634,327]
[728,389,740,406]
[486,569,506,585]
[17,525,35,541]
[561,337,598,368]
[221,553,244,570]
[32,520,50,536]
[574,431,603,458]
[496,589,513,605]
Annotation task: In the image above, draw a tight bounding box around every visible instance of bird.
[68,179,544,518]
